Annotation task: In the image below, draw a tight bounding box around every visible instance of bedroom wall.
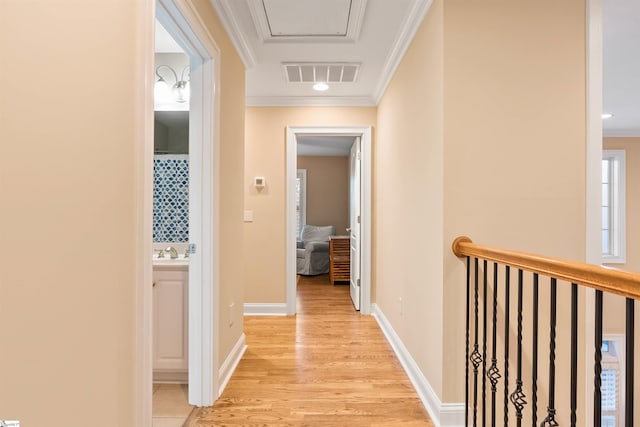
[297,156,350,236]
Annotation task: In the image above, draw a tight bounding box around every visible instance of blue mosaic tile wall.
[153,155,189,242]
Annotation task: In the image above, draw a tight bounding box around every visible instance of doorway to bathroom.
[151,0,221,413]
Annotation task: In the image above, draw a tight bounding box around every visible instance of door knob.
[346,227,351,233]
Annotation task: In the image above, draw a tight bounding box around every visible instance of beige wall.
[297,156,350,236]
[244,107,376,303]
[0,0,244,424]
[191,0,246,367]
[375,0,587,413]
[375,0,445,399]
[442,0,586,410]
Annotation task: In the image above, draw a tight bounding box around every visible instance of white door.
[349,137,361,310]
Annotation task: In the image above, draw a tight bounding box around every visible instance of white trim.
[135,1,155,425]
[286,126,372,315]
[602,150,626,264]
[209,0,257,67]
[217,333,247,396]
[156,0,221,408]
[585,0,603,421]
[371,304,464,427]
[243,303,288,316]
[247,95,376,107]
[373,0,433,104]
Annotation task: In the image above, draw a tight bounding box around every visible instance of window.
[296,169,307,239]
[601,337,625,427]
[602,150,626,263]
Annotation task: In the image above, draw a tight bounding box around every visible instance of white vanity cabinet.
[153,265,188,381]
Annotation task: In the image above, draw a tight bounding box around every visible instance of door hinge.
[357,278,361,287]
[357,215,361,224]
[357,151,361,161]
[188,243,197,254]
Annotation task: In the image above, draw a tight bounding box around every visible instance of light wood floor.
[189,274,434,426]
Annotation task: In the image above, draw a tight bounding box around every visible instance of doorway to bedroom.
[286,126,372,315]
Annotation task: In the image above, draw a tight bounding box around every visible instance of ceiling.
[297,135,355,156]
[603,0,640,137]
[209,0,431,106]
[156,1,639,137]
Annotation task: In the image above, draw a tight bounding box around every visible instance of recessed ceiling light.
[602,113,614,119]
[313,82,329,91]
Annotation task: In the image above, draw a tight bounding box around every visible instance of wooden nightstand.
[329,236,350,285]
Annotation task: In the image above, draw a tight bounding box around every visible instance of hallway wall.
[375,0,587,417]
[191,0,247,377]
[0,0,245,424]
[244,107,376,303]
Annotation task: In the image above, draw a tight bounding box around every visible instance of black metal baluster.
[482,260,488,427]
[487,263,501,427]
[626,298,634,427]
[504,266,511,427]
[471,258,482,427]
[465,256,470,427]
[594,290,603,427]
[532,273,539,427]
[570,283,578,427]
[541,278,558,427]
[510,269,526,426]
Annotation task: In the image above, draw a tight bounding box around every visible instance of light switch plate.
[244,210,254,222]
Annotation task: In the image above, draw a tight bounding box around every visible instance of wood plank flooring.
[189,274,434,426]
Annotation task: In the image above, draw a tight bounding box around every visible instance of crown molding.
[246,95,377,107]
[209,0,256,68]
[373,0,433,104]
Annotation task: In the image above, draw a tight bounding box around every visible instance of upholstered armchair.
[296,225,335,275]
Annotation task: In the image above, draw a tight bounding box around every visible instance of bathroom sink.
[153,254,189,266]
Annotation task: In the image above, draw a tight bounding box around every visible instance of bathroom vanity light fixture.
[154,65,190,104]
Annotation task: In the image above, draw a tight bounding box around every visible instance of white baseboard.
[371,304,465,427]
[243,303,288,316]
[217,333,247,397]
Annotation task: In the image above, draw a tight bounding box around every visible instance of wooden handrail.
[452,236,640,300]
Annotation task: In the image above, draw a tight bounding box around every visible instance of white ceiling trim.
[247,95,376,107]
[373,0,433,104]
[247,0,367,43]
[210,0,256,67]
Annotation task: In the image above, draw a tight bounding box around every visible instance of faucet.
[165,246,178,259]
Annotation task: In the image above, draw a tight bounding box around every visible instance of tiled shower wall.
[153,154,189,242]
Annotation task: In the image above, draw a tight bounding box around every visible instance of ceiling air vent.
[284,63,360,84]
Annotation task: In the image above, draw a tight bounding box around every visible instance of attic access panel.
[263,0,351,37]
[248,0,366,42]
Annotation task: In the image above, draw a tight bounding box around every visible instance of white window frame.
[296,169,307,239]
[602,150,626,264]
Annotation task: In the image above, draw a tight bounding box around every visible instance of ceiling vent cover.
[284,63,360,84]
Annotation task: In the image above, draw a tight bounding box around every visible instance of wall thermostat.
[254,176,266,188]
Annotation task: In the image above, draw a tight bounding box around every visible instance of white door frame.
[138,0,221,423]
[285,126,372,315]
[584,0,603,420]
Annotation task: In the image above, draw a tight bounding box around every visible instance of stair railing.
[452,236,640,427]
